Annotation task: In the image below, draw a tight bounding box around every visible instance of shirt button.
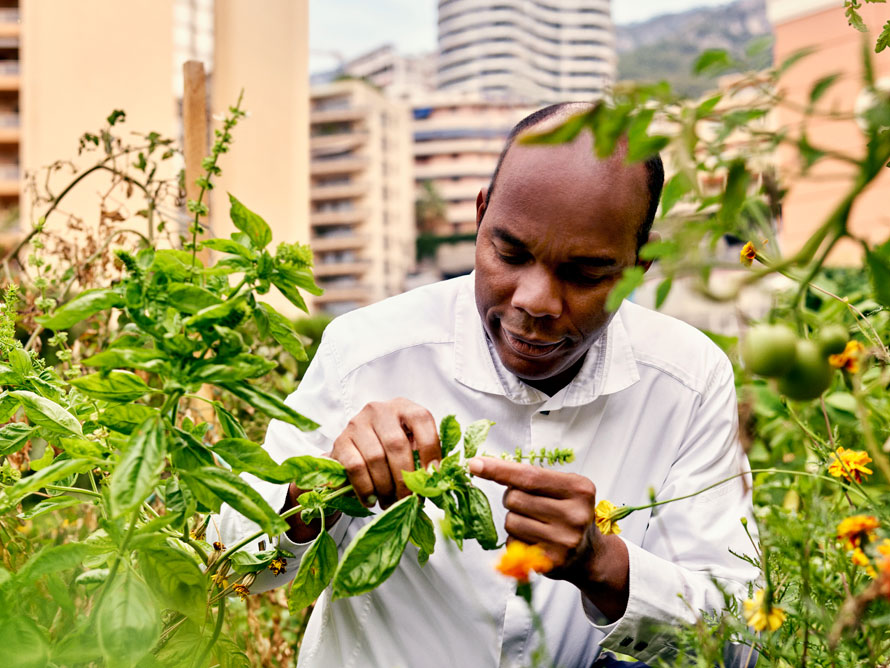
[539,410,550,416]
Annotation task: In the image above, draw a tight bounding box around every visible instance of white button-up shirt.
[216,274,759,668]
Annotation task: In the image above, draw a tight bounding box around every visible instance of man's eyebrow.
[491,227,527,248]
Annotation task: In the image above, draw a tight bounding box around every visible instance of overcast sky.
[309,0,736,72]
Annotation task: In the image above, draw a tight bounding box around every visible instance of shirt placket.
[498,406,568,668]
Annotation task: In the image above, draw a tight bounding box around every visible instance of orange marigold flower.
[837,515,880,550]
[740,242,757,267]
[495,541,553,583]
[829,340,866,373]
[827,447,873,484]
[743,589,786,631]
[595,499,623,536]
[269,557,287,576]
[232,583,250,600]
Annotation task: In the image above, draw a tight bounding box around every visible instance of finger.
[399,402,440,468]
[469,458,588,499]
[351,429,396,504]
[504,511,585,555]
[333,437,376,504]
[503,489,591,527]
[371,413,415,500]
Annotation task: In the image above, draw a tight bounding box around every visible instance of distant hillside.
[616,0,773,98]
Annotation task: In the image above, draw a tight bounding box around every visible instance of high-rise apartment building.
[342,45,436,101]
[310,79,415,315]
[0,3,19,234]
[437,0,615,103]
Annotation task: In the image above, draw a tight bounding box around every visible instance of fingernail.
[468,458,483,475]
[429,459,440,471]
[365,494,377,507]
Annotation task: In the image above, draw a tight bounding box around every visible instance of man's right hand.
[331,398,441,508]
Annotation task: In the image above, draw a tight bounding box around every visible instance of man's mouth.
[502,329,566,358]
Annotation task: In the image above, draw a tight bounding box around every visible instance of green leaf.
[183,295,247,330]
[96,572,160,667]
[519,108,593,145]
[778,46,816,75]
[605,266,645,312]
[693,48,732,75]
[82,347,168,373]
[463,419,494,459]
[0,459,89,512]
[695,94,723,120]
[825,392,857,414]
[19,495,83,519]
[0,422,35,456]
[50,622,103,666]
[98,404,159,435]
[202,237,257,260]
[151,249,203,281]
[228,549,278,574]
[288,529,338,613]
[655,277,673,309]
[69,370,152,402]
[403,468,446,497]
[809,73,842,105]
[660,171,693,217]
[183,467,289,536]
[9,347,32,377]
[798,133,826,171]
[464,486,498,550]
[846,5,867,32]
[439,415,461,458]
[0,616,49,668]
[213,402,247,439]
[325,494,373,517]
[282,455,348,489]
[258,303,308,361]
[139,547,206,621]
[9,390,82,436]
[220,380,319,432]
[229,193,272,250]
[29,443,54,470]
[332,495,419,599]
[109,416,167,517]
[36,288,123,330]
[0,393,19,421]
[58,437,108,459]
[720,159,750,227]
[166,284,223,314]
[212,438,290,483]
[876,19,890,53]
[408,508,436,566]
[638,239,679,262]
[866,243,890,307]
[17,542,103,584]
[190,354,277,384]
[0,363,18,384]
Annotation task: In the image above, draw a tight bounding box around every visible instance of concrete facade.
[310,79,415,315]
[437,0,615,103]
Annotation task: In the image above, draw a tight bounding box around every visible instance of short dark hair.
[483,102,665,251]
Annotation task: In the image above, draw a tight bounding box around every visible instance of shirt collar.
[453,273,640,407]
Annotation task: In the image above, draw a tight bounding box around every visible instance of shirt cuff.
[585,538,681,663]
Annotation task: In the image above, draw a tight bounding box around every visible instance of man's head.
[474,102,664,396]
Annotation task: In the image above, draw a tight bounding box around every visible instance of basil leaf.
[139,547,207,621]
[228,193,272,250]
[110,416,167,517]
[0,422,35,456]
[36,288,124,330]
[229,549,278,574]
[70,370,153,402]
[220,381,318,432]
[463,419,494,459]
[202,237,256,260]
[166,284,223,314]
[409,508,436,566]
[464,486,499,550]
[96,573,160,667]
[213,402,247,439]
[82,348,168,373]
[190,354,277,383]
[183,467,288,536]
[439,415,461,458]
[332,495,419,599]
[257,303,308,361]
[288,529,338,613]
[98,404,159,435]
[402,468,446,497]
[9,390,82,436]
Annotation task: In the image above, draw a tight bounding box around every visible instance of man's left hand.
[468,456,629,621]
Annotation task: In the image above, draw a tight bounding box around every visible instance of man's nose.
[511,267,562,318]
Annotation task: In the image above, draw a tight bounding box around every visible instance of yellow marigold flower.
[827,447,873,484]
[743,589,786,631]
[595,499,623,536]
[495,541,553,583]
[232,583,250,601]
[837,515,880,550]
[269,557,287,576]
[829,340,865,373]
[851,547,877,578]
[740,242,757,267]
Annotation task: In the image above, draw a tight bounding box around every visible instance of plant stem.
[44,484,100,497]
[90,506,141,617]
[193,594,226,668]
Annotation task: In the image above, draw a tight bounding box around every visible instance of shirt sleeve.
[590,357,760,664]
[210,328,357,594]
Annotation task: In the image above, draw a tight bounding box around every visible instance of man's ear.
[475,188,487,230]
[637,230,660,273]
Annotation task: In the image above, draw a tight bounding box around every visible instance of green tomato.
[816,324,849,356]
[777,339,835,401]
[741,325,798,377]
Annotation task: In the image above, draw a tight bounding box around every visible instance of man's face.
[474,133,650,395]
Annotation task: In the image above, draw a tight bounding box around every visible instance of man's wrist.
[575,534,630,622]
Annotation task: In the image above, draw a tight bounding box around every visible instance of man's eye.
[496,251,528,265]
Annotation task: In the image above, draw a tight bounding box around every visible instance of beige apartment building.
[767,0,890,263]
[437,0,615,103]
[7,0,310,314]
[310,79,415,315]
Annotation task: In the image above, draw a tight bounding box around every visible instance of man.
[217,103,759,667]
